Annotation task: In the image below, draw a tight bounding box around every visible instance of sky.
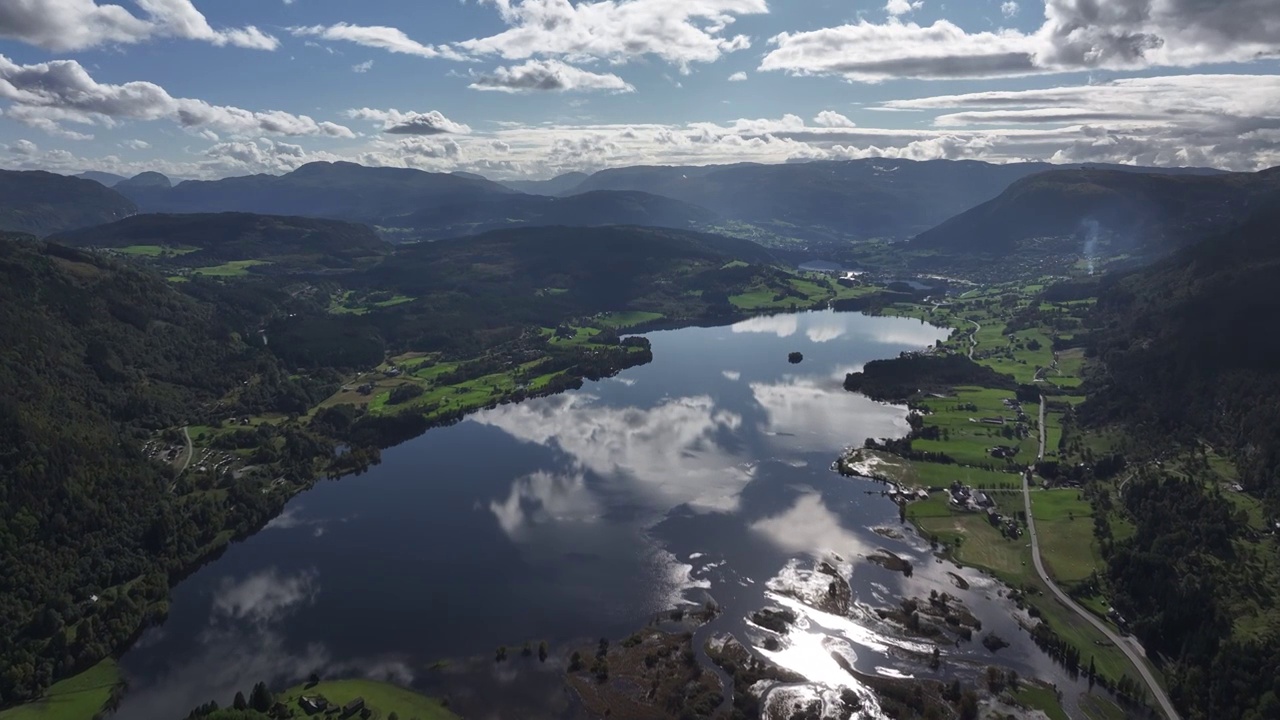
[0,0,1278,180]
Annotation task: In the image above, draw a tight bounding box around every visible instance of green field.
[0,660,120,720]
[278,679,457,720]
[117,244,198,257]
[595,310,664,329]
[1031,489,1104,584]
[190,259,271,277]
[911,387,1031,468]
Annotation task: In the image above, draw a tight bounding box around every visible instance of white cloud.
[0,0,278,52]
[0,54,355,139]
[762,20,1039,82]
[885,0,923,16]
[5,139,38,156]
[121,138,150,150]
[458,0,767,70]
[291,23,464,60]
[13,72,1280,181]
[763,0,1280,82]
[1001,1,1019,18]
[346,108,472,135]
[814,111,856,128]
[469,59,635,93]
[473,393,751,513]
[352,59,374,73]
[728,71,749,82]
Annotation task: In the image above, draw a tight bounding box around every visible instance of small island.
[788,351,804,364]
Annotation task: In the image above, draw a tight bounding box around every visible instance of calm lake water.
[113,310,1083,719]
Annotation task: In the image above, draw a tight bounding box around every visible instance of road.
[967,320,980,359]
[178,426,193,475]
[1025,396,1180,720]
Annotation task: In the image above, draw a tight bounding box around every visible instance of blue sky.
[1,0,1278,179]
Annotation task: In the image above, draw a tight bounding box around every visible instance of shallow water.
[112,310,1085,719]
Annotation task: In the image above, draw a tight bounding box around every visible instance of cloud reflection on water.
[475,393,751,514]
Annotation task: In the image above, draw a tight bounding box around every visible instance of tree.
[538,640,548,663]
[233,691,248,711]
[249,682,272,712]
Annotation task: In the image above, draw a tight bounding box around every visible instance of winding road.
[967,320,980,359]
[1024,397,1180,720]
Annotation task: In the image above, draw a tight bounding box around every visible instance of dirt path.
[967,320,980,359]
[178,426,193,475]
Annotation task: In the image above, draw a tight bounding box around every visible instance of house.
[986,507,1000,526]
[974,492,994,509]
[342,697,365,717]
[299,695,328,714]
[980,416,1006,426]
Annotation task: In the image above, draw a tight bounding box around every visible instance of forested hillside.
[913,167,1280,259]
[0,171,136,236]
[1079,197,1280,720]
[400,189,720,241]
[0,237,339,705]
[52,213,392,272]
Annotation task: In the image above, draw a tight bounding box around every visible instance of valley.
[0,157,1277,720]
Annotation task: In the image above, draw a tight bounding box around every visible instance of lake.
[112,310,1081,719]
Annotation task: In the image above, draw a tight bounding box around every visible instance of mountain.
[115,171,172,189]
[52,213,392,271]
[572,159,1227,244]
[0,170,136,236]
[911,167,1280,257]
[570,159,1067,242]
[0,236,323,704]
[115,162,517,226]
[75,171,127,187]
[400,189,721,240]
[1077,195,1280,720]
[500,172,590,196]
[1083,192,1280,475]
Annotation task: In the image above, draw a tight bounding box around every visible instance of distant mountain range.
[911,167,1280,258]
[401,189,720,240]
[0,170,136,236]
[112,162,518,226]
[499,172,590,195]
[75,171,128,187]
[61,159,1236,247]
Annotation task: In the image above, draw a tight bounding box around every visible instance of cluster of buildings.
[141,438,184,465]
[948,481,1022,538]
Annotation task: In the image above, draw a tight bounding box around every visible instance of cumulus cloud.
[762,0,1280,82]
[346,108,472,135]
[458,0,766,70]
[762,20,1039,82]
[885,0,923,16]
[352,60,374,73]
[291,23,464,60]
[814,111,856,128]
[469,59,635,93]
[1001,1,1020,18]
[5,139,38,156]
[13,72,1280,182]
[0,54,355,139]
[728,71,749,81]
[121,138,150,150]
[0,0,278,52]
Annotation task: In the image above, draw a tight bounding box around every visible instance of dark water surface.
[113,311,1082,719]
